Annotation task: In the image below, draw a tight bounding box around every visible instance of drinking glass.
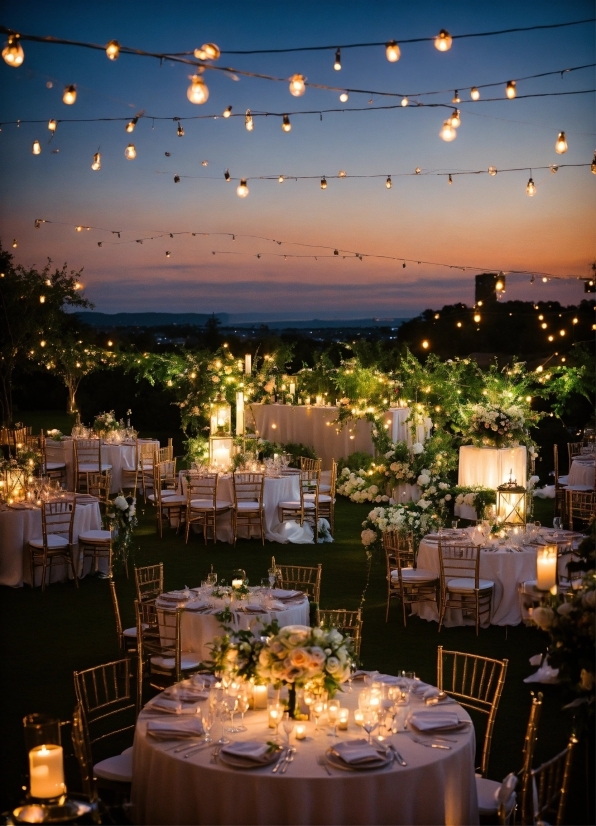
[553,517,563,531]
[215,699,230,745]
[206,572,218,586]
[358,688,371,713]
[282,712,295,745]
[202,709,215,743]
[236,691,250,732]
[362,710,379,745]
[327,700,340,738]
[451,520,459,530]
[311,701,325,732]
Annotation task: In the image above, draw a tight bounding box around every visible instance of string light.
[448,174,453,184]
[555,131,568,154]
[194,43,220,60]
[333,48,341,70]
[506,80,517,99]
[592,152,596,173]
[400,97,408,107]
[488,166,497,176]
[48,119,57,132]
[470,86,480,100]
[12,239,17,248]
[125,117,138,133]
[177,123,184,136]
[91,151,101,170]
[245,110,254,131]
[434,29,452,51]
[281,114,291,132]
[236,178,249,197]
[385,40,400,62]
[224,169,231,181]
[187,75,209,104]
[550,165,558,173]
[105,40,120,60]
[62,85,77,105]
[174,175,180,183]
[223,105,232,118]
[289,74,306,96]
[452,90,460,103]
[339,92,348,102]
[415,167,421,174]
[385,176,392,189]
[440,120,457,141]
[39,295,46,304]
[473,313,481,322]
[32,139,41,155]
[124,143,136,160]
[2,34,24,66]
[526,176,536,196]
[278,175,284,183]
[165,250,171,257]
[338,170,347,177]
[422,340,430,349]
[449,109,461,128]
[201,160,208,166]
[320,176,327,189]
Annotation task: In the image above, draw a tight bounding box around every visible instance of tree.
[0,243,91,424]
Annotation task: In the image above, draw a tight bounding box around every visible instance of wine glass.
[362,709,379,745]
[282,712,295,745]
[553,517,563,534]
[327,700,340,738]
[202,709,215,743]
[215,698,230,745]
[311,700,325,732]
[236,690,250,732]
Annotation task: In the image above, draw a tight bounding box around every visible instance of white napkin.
[146,719,204,740]
[409,710,461,731]
[523,663,560,684]
[270,589,302,599]
[163,687,208,702]
[495,772,518,806]
[146,696,198,714]
[244,603,265,612]
[185,599,209,612]
[221,740,270,762]
[332,739,382,765]
[410,682,441,700]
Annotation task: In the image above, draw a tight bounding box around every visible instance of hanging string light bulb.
[401,97,408,107]
[62,85,77,105]
[506,81,517,99]
[526,176,536,196]
[124,143,136,160]
[448,174,453,184]
[194,43,220,60]
[125,117,138,133]
[452,90,460,103]
[339,92,348,102]
[165,251,171,257]
[591,152,596,174]
[224,169,231,182]
[440,119,457,141]
[245,110,254,131]
[12,239,17,248]
[334,49,341,70]
[434,29,452,51]
[91,152,101,170]
[415,167,421,174]
[449,109,461,128]
[385,176,392,189]
[470,86,480,100]
[555,131,568,154]
[187,75,209,104]
[488,166,497,176]
[278,175,284,183]
[32,140,41,155]
[550,165,558,174]
[281,114,291,132]
[48,119,57,132]
[2,34,24,66]
[177,123,185,136]
[236,178,249,197]
[223,105,232,118]
[385,40,400,62]
[289,74,306,96]
[105,40,120,60]
[320,176,327,189]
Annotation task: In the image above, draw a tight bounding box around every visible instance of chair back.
[318,608,363,656]
[553,444,562,486]
[158,446,171,464]
[437,646,508,776]
[134,562,164,603]
[567,490,596,530]
[300,456,322,472]
[438,542,480,588]
[277,563,322,603]
[300,469,320,506]
[135,601,185,694]
[186,473,218,506]
[525,736,576,826]
[518,692,543,821]
[73,658,136,746]
[383,530,415,568]
[109,577,124,650]
[8,426,27,450]
[74,438,102,467]
[70,703,99,813]
[328,459,338,497]
[139,442,158,465]
[87,472,112,511]
[25,433,42,450]
[159,459,177,490]
[41,498,75,546]
[233,472,264,506]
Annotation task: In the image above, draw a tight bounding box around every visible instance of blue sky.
[0,0,594,317]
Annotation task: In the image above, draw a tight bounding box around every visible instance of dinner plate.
[409,719,469,733]
[218,747,281,770]
[325,746,393,772]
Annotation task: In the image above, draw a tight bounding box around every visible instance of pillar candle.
[29,745,65,799]
[244,355,252,375]
[236,391,245,436]
[354,710,364,726]
[253,685,267,709]
[536,545,557,590]
[289,382,296,396]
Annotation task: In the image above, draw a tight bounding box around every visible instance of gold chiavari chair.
[74,439,112,493]
[7,425,27,453]
[567,440,586,465]
[317,608,363,657]
[119,440,139,499]
[134,562,164,604]
[28,497,78,591]
[232,472,265,545]
[566,489,596,531]
[24,431,42,450]
[78,509,113,578]
[185,473,233,544]
[40,432,68,485]
[437,646,508,778]
[276,563,322,604]
[70,704,101,823]
[553,444,568,520]
[311,459,337,534]
[73,659,136,785]
[383,529,438,625]
[148,463,187,538]
[158,457,178,491]
[139,442,158,502]
[87,471,112,513]
[109,577,139,656]
[438,542,494,634]
[300,456,322,472]
[278,469,320,541]
[520,735,578,826]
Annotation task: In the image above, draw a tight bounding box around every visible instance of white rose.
[412,442,424,454]
[444,494,452,501]
[114,495,128,511]
[361,529,377,546]
[417,474,431,487]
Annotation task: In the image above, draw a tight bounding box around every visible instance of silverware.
[271,748,288,773]
[182,741,213,759]
[317,755,332,775]
[210,746,221,763]
[387,744,407,766]
[411,737,451,750]
[280,747,295,773]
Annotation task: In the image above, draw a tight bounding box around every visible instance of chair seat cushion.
[190,499,232,510]
[160,495,187,506]
[391,567,438,582]
[45,462,66,471]
[565,484,594,492]
[236,501,263,510]
[147,491,183,502]
[151,653,202,671]
[319,484,331,493]
[78,463,112,472]
[29,534,69,550]
[447,577,494,592]
[304,493,333,503]
[79,530,112,542]
[557,475,568,485]
[123,626,138,638]
[94,749,133,784]
[475,777,516,816]
[279,500,316,510]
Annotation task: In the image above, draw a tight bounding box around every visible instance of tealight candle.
[268,702,283,729]
[29,745,65,799]
[536,545,557,590]
[295,723,306,740]
[231,578,243,588]
[338,708,349,730]
[354,709,364,726]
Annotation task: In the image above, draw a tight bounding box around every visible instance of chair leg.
[69,548,79,588]
[41,554,48,592]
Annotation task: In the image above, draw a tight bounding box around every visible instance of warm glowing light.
[245,110,254,131]
[542,277,548,283]
[125,118,138,133]
[470,86,480,100]
[2,35,24,67]
[559,329,566,336]
[334,49,341,70]
[434,313,440,319]
[452,90,460,103]
[12,239,17,248]
[555,131,568,154]
[106,40,120,60]
[237,178,249,198]
[526,177,536,196]
[448,174,453,184]
[223,105,232,118]
[473,313,481,322]
[538,314,544,320]
[165,251,171,258]
[385,176,392,189]
[401,97,408,107]
[107,340,113,347]
[278,175,284,183]
[62,85,77,105]
[48,119,57,132]
[320,176,327,189]
[177,123,185,137]
[40,340,46,347]
[541,322,547,329]
[187,75,209,104]
[281,114,291,132]
[194,43,220,60]
[289,74,306,96]
[505,80,516,99]
[572,317,578,324]
[421,340,429,349]
[91,152,101,171]
[124,143,136,160]
[592,152,596,174]
[548,335,554,342]
[456,321,462,328]
[449,109,461,128]
[440,120,457,141]
[495,280,504,291]
[434,29,452,51]
[39,295,46,304]
[32,140,41,155]
[339,92,348,102]
[488,166,497,176]
[386,40,400,62]
[536,365,543,373]
[338,170,347,177]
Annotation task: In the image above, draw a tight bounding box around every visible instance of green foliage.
[337,452,377,476]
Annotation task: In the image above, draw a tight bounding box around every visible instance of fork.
[411,737,451,750]
[271,748,288,773]
[280,747,295,774]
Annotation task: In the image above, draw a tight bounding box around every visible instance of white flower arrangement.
[337,467,390,504]
[361,501,442,547]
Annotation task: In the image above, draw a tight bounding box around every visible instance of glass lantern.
[497,481,527,527]
[231,568,247,588]
[210,396,232,435]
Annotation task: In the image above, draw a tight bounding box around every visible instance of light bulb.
[434,29,452,51]
[40,295,46,304]
[526,177,536,196]
[245,110,254,131]
[106,40,120,60]
[401,97,408,107]
[385,176,392,189]
[62,85,77,105]
[448,174,453,185]
[334,49,341,70]
[237,178,249,197]
[278,175,284,183]
[124,143,136,160]
[505,81,516,99]
[440,120,456,141]
[415,167,421,174]
[320,176,327,189]
[12,239,17,248]
[470,86,480,100]
[32,140,41,155]
[125,117,138,133]
[452,90,460,103]
[91,152,101,170]
[223,105,232,118]
[2,35,24,67]
[281,114,291,132]
[224,169,231,182]
[385,40,400,62]
[550,165,558,174]
[338,170,347,177]
[339,92,348,102]
[165,251,170,257]
[555,131,567,154]
[194,43,220,60]
[177,123,184,136]
[48,119,57,132]
[591,152,596,174]
[488,166,497,176]
[187,75,209,104]
[450,109,461,128]
[473,313,480,322]
[76,226,83,232]
[289,74,306,97]
[201,160,208,166]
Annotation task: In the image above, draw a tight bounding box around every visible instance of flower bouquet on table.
[361,501,442,549]
[106,492,137,569]
[459,401,532,449]
[93,410,124,439]
[45,429,64,442]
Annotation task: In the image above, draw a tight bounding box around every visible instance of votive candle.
[338,708,349,730]
[268,703,282,728]
[354,710,364,726]
[295,723,306,740]
[29,745,65,799]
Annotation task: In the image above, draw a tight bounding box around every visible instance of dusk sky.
[0,0,594,318]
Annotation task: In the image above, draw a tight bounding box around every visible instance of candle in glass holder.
[253,685,267,709]
[289,382,296,396]
[232,578,243,589]
[536,545,557,590]
[315,395,323,406]
[295,723,306,740]
[268,702,283,729]
[354,709,364,726]
[338,708,349,730]
[29,745,65,799]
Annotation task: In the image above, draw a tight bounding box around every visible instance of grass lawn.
[1,415,592,822]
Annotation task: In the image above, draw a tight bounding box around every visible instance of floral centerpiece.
[459,401,530,449]
[106,493,137,569]
[361,500,442,549]
[453,486,497,519]
[93,410,122,436]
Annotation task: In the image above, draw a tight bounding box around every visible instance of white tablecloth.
[0,501,102,587]
[178,473,313,543]
[457,445,527,489]
[380,409,432,447]
[131,679,477,825]
[567,457,594,487]
[45,438,159,494]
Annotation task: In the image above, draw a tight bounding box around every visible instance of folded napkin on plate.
[221,740,271,763]
[185,600,209,612]
[146,696,198,714]
[146,719,204,740]
[332,739,382,765]
[163,589,192,600]
[270,589,303,600]
[163,687,208,702]
[409,710,461,731]
[244,603,265,612]
[410,682,441,700]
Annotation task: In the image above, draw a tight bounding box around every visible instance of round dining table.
[567,455,594,487]
[131,676,478,825]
